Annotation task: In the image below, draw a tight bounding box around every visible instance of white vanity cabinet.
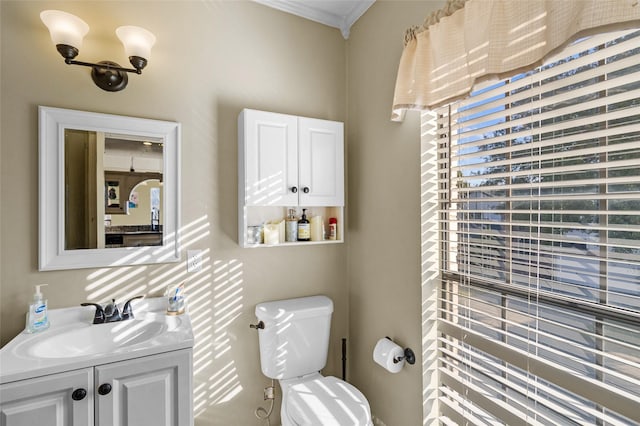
[95,349,192,426]
[0,368,93,426]
[238,108,345,247]
[0,349,192,426]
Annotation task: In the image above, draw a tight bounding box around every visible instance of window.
[432,29,640,425]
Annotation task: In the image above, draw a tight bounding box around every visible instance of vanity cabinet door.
[0,368,93,426]
[94,349,193,426]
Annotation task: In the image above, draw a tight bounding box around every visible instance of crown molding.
[253,0,375,39]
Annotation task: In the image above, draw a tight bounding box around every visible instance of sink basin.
[0,297,193,384]
[24,318,170,359]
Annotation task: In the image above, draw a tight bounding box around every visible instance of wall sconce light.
[40,10,156,92]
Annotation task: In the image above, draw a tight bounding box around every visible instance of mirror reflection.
[64,129,164,250]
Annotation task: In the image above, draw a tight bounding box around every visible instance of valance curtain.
[391,0,640,121]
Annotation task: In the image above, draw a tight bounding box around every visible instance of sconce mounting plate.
[91,61,128,92]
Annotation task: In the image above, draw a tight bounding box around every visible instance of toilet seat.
[283,375,372,426]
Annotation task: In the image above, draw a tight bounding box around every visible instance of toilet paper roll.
[373,338,405,373]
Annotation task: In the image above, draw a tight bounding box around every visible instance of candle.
[310,216,323,241]
[264,224,279,245]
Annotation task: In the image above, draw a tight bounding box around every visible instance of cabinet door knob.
[72,388,87,401]
[303,187,310,193]
[291,186,298,193]
[98,383,112,395]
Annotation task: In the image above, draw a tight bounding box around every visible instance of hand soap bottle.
[285,208,298,242]
[26,284,50,333]
[297,209,310,241]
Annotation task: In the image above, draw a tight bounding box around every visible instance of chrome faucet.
[81,295,144,324]
[103,299,121,322]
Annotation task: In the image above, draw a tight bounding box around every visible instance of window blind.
[435,28,640,425]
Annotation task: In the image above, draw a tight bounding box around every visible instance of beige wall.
[1,1,346,424]
[0,0,444,425]
[346,1,443,425]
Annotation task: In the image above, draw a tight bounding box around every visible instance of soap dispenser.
[285,208,298,242]
[297,209,310,241]
[26,284,50,333]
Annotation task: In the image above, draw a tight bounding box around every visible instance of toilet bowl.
[254,295,372,426]
[280,373,372,426]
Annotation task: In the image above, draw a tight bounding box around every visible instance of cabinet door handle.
[98,383,112,395]
[291,186,298,193]
[72,388,87,401]
[302,187,310,193]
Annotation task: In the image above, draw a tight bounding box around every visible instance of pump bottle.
[26,284,50,333]
[285,208,298,242]
[297,209,311,241]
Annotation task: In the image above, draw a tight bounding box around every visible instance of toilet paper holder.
[386,336,416,365]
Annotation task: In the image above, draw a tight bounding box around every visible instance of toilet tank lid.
[255,295,333,321]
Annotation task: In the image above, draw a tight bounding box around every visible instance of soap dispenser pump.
[26,284,50,333]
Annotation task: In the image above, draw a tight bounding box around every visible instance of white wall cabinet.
[238,108,345,247]
[0,349,192,426]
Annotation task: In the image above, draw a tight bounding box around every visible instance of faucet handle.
[122,295,145,320]
[81,302,105,324]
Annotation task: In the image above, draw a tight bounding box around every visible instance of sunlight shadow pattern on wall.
[81,215,247,421]
[245,172,285,205]
[420,111,440,425]
[192,258,245,417]
[82,216,210,306]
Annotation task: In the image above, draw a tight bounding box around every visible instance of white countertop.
[0,297,194,384]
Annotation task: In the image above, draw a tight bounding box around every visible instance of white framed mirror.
[39,106,181,270]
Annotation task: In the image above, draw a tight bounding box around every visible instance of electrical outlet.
[187,250,202,272]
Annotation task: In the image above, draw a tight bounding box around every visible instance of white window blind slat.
[454,75,640,142]
[435,28,640,425]
[439,347,609,426]
[457,32,640,110]
[448,157,640,187]
[438,300,640,390]
[451,137,640,176]
[439,341,636,426]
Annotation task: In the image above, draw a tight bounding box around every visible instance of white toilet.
[254,295,372,426]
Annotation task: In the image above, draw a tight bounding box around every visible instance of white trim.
[252,0,375,39]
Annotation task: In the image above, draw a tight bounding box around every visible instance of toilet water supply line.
[250,320,275,425]
[255,379,276,425]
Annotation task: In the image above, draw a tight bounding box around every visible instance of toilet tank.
[255,295,333,380]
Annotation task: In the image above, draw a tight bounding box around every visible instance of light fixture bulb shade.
[116,26,156,61]
[40,10,89,49]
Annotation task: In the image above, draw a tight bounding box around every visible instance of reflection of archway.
[104,171,162,215]
[130,179,162,230]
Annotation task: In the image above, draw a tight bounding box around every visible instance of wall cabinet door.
[298,117,344,207]
[95,349,192,426]
[240,109,299,206]
[0,368,93,426]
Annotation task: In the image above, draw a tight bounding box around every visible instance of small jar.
[247,225,263,245]
[328,218,337,240]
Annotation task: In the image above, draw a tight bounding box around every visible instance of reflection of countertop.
[105,225,162,235]
[105,226,163,247]
[105,230,162,235]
